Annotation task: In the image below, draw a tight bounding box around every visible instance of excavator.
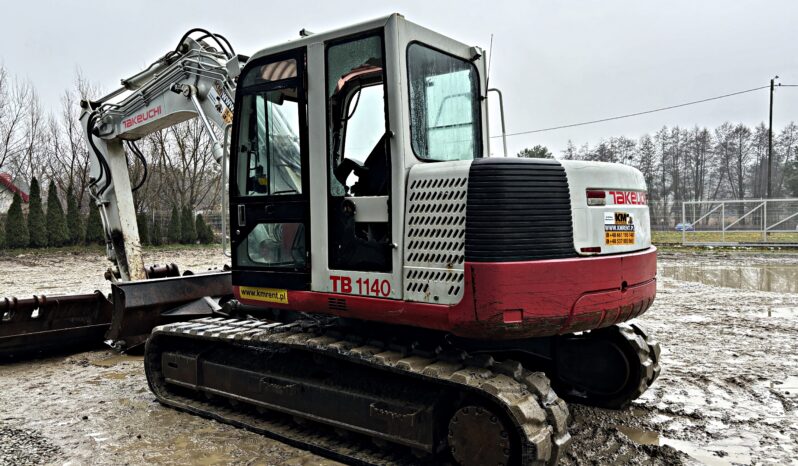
[0,14,660,465]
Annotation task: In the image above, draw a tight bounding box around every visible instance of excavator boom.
[1,29,244,357]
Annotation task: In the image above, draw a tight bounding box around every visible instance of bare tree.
[151,119,221,211]
[731,123,752,199]
[0,67,29,175]
[775,123,798,197]
[44,73,98,209]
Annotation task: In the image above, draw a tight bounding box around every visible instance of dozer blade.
[106,271,232,351]
[0,292,113,360]
[1,270,232,360]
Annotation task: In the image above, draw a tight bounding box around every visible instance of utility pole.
[767,75,778,199]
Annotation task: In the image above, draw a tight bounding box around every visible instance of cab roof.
[248,13,402,62]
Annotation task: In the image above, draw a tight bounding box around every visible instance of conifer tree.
[195,214,214,244]
[137,213,149,245]
[180,205,197,244]
[85,206,105,244]
[27,177,47,248]
[46,181,69,247]
[66,184,83,245]
[167,205,181,244]
[5,192,28,248]
[150,218,163,246]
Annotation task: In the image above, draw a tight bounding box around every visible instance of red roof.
[0,173,29,202]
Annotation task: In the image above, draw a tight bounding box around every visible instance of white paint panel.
[562,160,651,255]
[402,161,471,304]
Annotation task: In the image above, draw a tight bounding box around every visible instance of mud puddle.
[660,264,798,293]
[616,425,753,465]
[0,350,343,465]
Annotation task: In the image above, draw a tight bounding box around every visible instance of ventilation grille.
[466,158,577,262]
[328,298,347,312]
[403,163,470,304]
[405,269,464,298]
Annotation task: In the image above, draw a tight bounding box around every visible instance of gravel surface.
[1,247,796,465]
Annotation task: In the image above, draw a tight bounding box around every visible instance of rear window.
[407,43,480,161]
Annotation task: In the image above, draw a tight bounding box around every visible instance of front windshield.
[236,86,302,196]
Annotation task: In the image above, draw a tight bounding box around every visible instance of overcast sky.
[2,0,797,156]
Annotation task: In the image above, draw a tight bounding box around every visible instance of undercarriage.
[145,314,660,465]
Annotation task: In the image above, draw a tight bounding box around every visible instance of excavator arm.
[1,30,245,357]
[81,32,243,280]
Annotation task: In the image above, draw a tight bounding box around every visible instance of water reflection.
[661,265,798,293]
[616,426,753,466]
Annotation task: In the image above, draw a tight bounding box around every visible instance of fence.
[680,198,798,246]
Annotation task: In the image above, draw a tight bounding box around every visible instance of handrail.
[221,123,232,258]
[487,88,508,157]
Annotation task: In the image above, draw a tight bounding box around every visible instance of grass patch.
[142,243,221,253]
[653,231,798,245]
[0,244,106,258]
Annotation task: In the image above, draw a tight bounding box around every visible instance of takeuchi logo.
[122,106,162,128]
[608,190,647,205]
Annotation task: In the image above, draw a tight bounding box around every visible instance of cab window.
[407,43,480,161]
[236,82,302,196]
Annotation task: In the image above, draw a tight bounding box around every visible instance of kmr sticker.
[604,212,635,245]
[239,286,288,304]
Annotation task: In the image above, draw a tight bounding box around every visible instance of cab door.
[318,31,400,299]
[230,48,311,290]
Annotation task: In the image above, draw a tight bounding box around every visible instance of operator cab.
[230,14,488,297]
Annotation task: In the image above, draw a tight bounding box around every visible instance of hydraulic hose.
[86,112,113,196]
[126,140,148,192]
[176,28,233,59]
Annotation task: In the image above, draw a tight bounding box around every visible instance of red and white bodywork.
[229,14,656,340]
[236,156,656,339]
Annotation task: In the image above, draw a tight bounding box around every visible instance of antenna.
[486,34,494,87]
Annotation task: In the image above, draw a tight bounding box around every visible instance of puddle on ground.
[772,376,798,397]
[91,354,144,367]
[766,307,798,318]
[616,425,659,445]
[660,264,798,293]
[616,426,753,465]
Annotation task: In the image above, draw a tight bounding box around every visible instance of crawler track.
[553,323,662,410]
[145,317,572,465]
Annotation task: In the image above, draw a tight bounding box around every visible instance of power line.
[492,85,771,138]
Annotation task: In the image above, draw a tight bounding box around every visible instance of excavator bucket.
[0,292,113,359]
[106,270,232,351]
[1,269,232,359]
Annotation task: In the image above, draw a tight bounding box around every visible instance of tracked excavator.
[1,14,661,465]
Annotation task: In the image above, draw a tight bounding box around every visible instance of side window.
[326,35,386,197]
[407,44,480,161]
[343,85,385,164]
[237,222,306,268]
[236,63,302,197]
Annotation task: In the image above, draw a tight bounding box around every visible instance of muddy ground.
[1,247,797,465]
